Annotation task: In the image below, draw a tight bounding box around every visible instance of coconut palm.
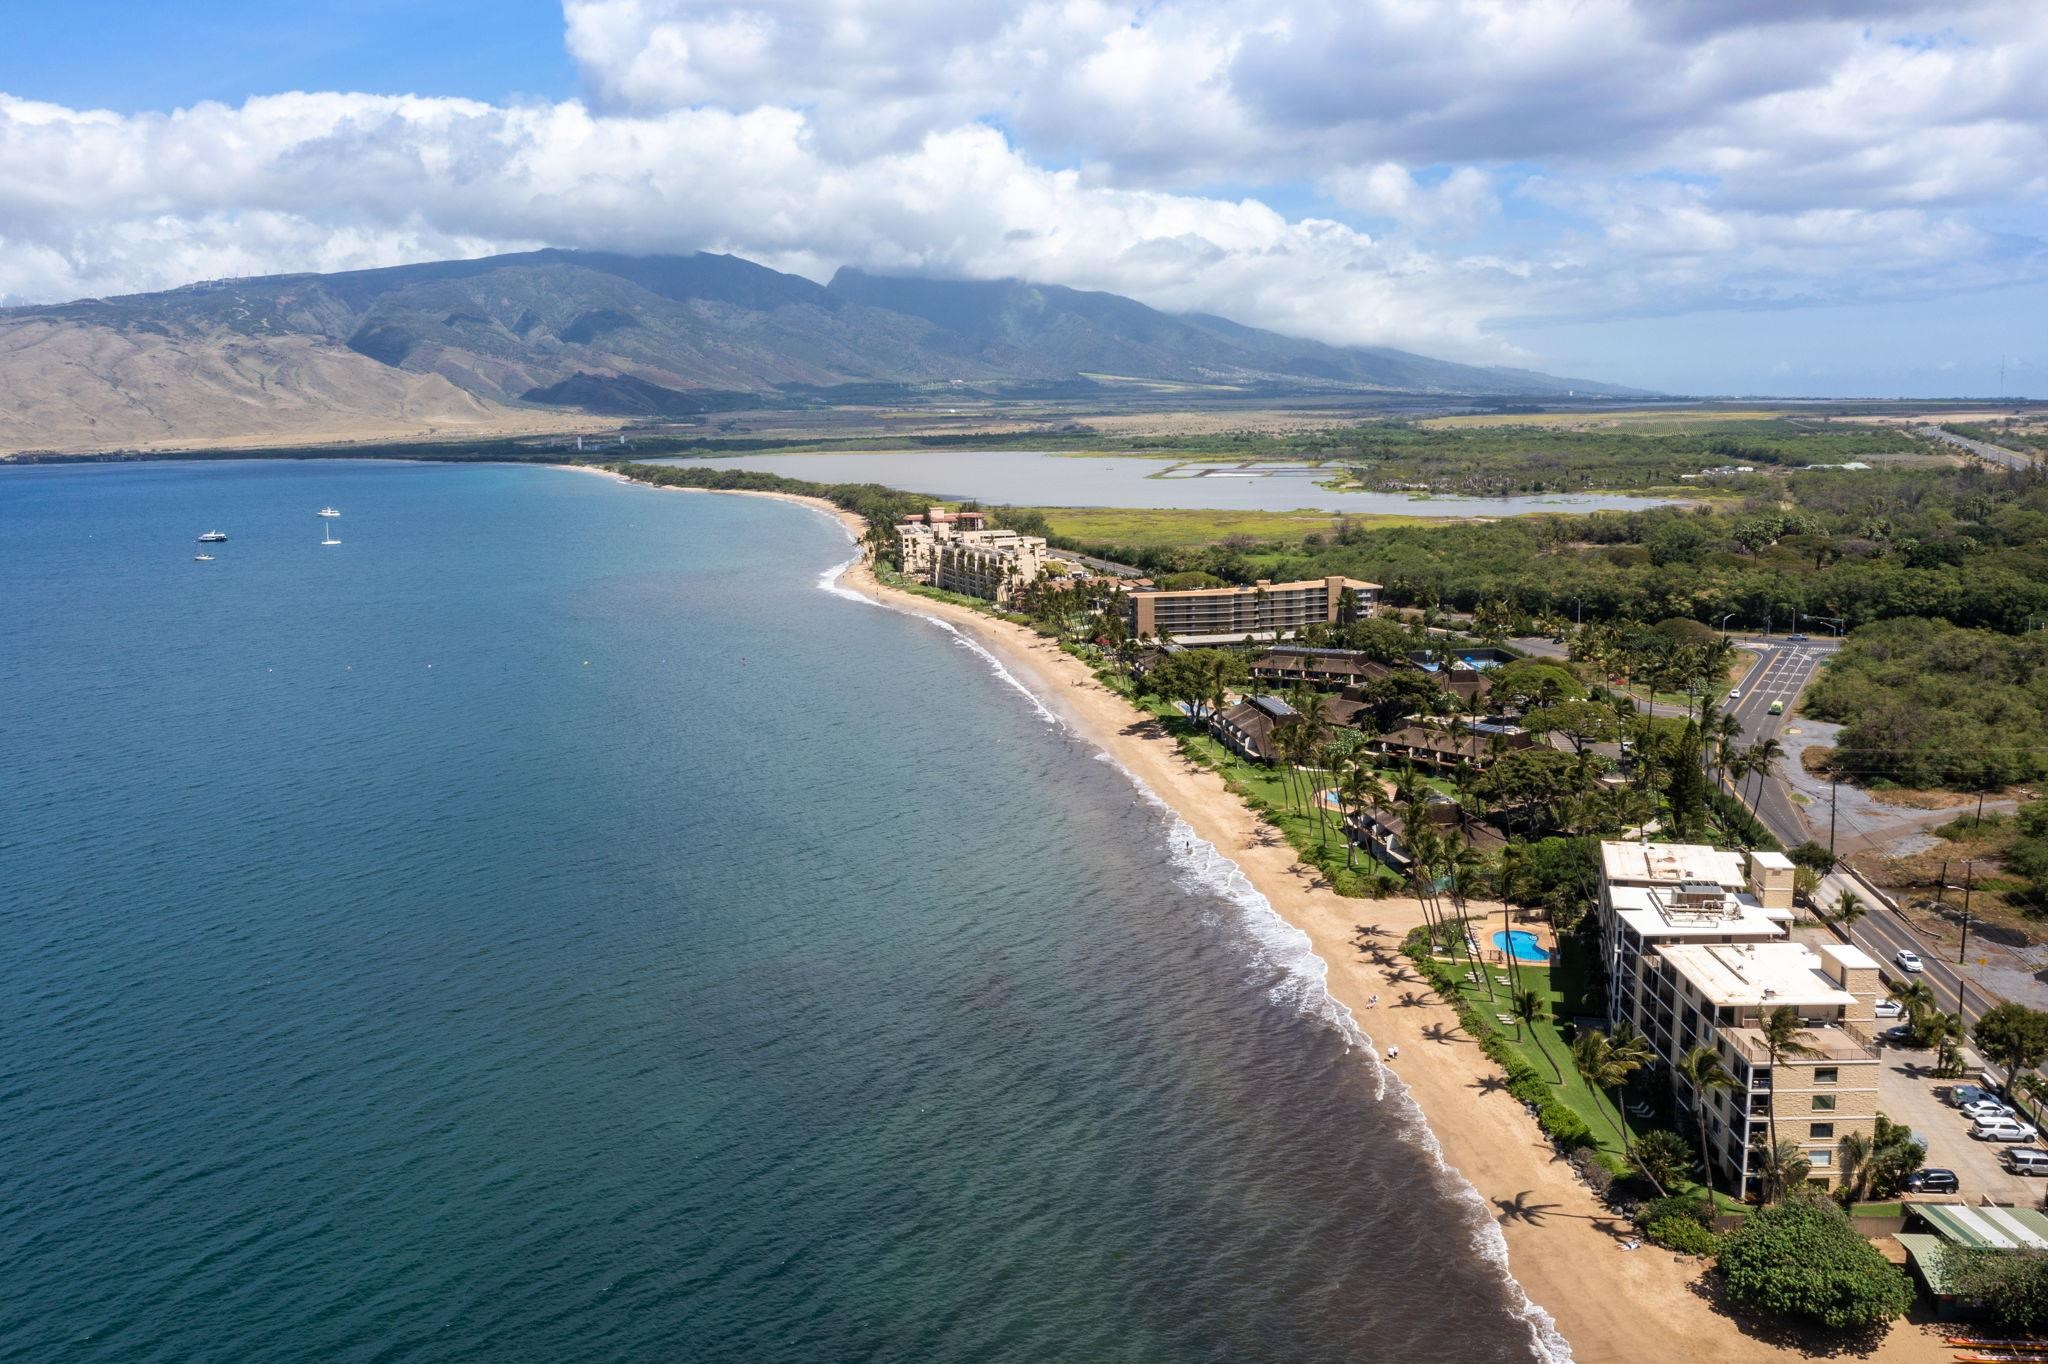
[1742,737,1786,817]
[1831,889,1867,934]
[1336,759,1377,870]
[1836,1128,1873,1203]
[1674,1044,1739,1219]
[1758,1137,1813,1203]
[1573,1023,1655,1164]
[1923,1010,1968,1077]
[1758,1005,1818,1162]
[1889,978,1939,1040]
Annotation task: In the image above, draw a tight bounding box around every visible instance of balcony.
[1721,1025,1875,1066]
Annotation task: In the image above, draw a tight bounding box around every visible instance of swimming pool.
[1491,929,1552,964]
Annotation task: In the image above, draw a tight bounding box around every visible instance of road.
[1819,869,2001,1031]
[1917,424,2035,472]
[1723,640,1834,839]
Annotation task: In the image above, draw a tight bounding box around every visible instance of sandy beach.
[599,468,1946,1364]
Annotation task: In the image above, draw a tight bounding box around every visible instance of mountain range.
[0,249,1639,454]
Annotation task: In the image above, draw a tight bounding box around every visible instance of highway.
[1917,424,2035,472]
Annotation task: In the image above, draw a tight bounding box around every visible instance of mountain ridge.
[0,249,1644,454]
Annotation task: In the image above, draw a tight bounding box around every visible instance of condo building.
[1123,576,1379,642]
[894,509,1048,605]
[1595,840,1879,1195]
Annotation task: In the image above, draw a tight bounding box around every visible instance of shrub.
[1649,1216,1723,1257]
[1639,1193,1713,1230]
[1717,1197,1912,1331]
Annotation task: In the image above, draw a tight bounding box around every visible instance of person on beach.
[1386,1045,1399,1061]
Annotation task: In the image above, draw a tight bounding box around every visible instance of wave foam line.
[818,553,1570,1363]
[1105,754,1574,1364]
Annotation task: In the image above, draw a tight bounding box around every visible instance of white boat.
[194,553,215,561]
[317,507,341,518]
[321,520,341,547]
[197,530,228,542]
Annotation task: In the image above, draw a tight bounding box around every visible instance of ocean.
[0,460,1557,1363]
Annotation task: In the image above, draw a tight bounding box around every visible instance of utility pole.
[1935,858,1949,913]
[1828,775,1839,859]
[1960,860,1975,964]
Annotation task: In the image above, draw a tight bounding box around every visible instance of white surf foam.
[812,538,1572,1363]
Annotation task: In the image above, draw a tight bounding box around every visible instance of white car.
[1960,1099,2014,1122]
[1973,1118,2041,1143]
[1873,998,1904,1019]
[1728,688,1742,700]
[1894,949,1925,974]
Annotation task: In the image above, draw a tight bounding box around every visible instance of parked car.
[1873,998,1904,1019]
[1972,1118,2040,1142]
[1879,1024,1919,1047]
[1895,949,1925,973]
[1948,1084,1994,1108]
[2002,1149,2048,1176]
[1960,1099,2014,1122]
[1904,1168,1960,1194]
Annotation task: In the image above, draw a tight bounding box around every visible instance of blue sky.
[2,0,2043,398]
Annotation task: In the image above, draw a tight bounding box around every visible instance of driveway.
[1875,1041,2041,1203]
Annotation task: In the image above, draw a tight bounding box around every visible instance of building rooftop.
[1655,941,1858,1009]
[1129,575,1382,598]
[1600,839,1750,890]
[1611,889,1789,942]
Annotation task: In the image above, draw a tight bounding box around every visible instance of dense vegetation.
[1715,1198,1913,1331]
[1803,618,2048,788]
[1064,462,2048,635]
[1936,1246,2048,1330]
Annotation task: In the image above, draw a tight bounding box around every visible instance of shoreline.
[589,468,1943,1364]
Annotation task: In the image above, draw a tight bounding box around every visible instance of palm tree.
[1742,737,1785,817]
[1924,1010,1968,1077]
[1515,987,1564,1082]
[1494,844,1527,994]
[1573,1023,1655,1168]
[1336,759,1376,870]
[1759,1138,1813,1202]
[1758,1005,1818,1163]
[1836,1128,1873,1204]
[1674,1044,1739,1218]
[1831,889,1867,935]
[1889,978,1938,1040]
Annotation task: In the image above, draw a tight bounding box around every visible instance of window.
[1812,1095,1837,1112]
[1814,1067,1838,1085]
[1810,1123,1834,1139]
[1809,1151,1833,1168]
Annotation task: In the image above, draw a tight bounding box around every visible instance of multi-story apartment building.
[895,508,987,580]
[932,529,1048,605]
[1595,840,1880,1196]
[1123,576,1379,641]
[894,509,1048,605]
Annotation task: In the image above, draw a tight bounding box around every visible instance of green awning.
[1911,1202,2048,1251]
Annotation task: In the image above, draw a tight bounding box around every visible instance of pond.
[652,450,1679,517]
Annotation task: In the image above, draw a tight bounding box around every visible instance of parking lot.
[1877,1041,2044,1203]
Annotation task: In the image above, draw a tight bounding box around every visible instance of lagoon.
[659,449,1678,516]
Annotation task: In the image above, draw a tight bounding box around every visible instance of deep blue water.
[0,461,1555,1363]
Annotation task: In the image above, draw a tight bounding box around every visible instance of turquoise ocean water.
[0,461,1562,1362]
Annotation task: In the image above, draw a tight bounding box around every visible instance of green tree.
[1573,1023,1656,1179]
[1935,1248,2048,1331]
[1758,1005,1818,1180]
[1632,1128,1692,1192]
[1716,1197,1912,1332]
[1675,1044,1739,1219]
[1974,1003,2048,1097]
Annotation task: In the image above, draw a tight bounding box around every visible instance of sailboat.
[321,517,341,546]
